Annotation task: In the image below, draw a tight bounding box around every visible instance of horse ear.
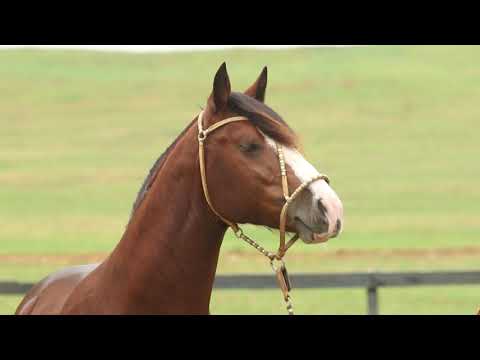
[207,62,231,113]
[244,66,268,102]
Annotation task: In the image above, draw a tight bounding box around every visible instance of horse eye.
[239,142,262,154]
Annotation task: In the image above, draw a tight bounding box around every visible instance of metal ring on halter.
[270,258,286,272]
[198,131,207,142]
[232,227,244,239]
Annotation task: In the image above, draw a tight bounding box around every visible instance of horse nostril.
[335,219,342,234]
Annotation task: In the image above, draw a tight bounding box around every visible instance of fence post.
[367,272,379,315]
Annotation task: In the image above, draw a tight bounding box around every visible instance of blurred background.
[0,45,479,314]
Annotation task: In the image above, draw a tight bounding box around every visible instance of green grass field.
[1,46,479,314]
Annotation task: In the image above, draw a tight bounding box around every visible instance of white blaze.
[264,135,343,235]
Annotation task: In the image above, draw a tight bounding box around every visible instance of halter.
[197,111,330,315]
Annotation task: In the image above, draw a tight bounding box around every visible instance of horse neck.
[102,122,228,314]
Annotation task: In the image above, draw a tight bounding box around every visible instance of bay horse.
[15,63,344,315]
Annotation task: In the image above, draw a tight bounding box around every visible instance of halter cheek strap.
[197,114,248,232]
[197,111,330,315]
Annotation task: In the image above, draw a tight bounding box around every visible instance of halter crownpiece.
[197,111,331,315]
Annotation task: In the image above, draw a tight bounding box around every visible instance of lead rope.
[231,227,295,314]
[197,111,330,315]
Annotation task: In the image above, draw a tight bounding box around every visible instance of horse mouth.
[293,217,332,244]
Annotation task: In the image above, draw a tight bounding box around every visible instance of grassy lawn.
[1,46,479,314]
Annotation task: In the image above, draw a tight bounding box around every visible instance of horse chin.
[294,218,331,245]
[301,232,331,244]
[309,233,331,244]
